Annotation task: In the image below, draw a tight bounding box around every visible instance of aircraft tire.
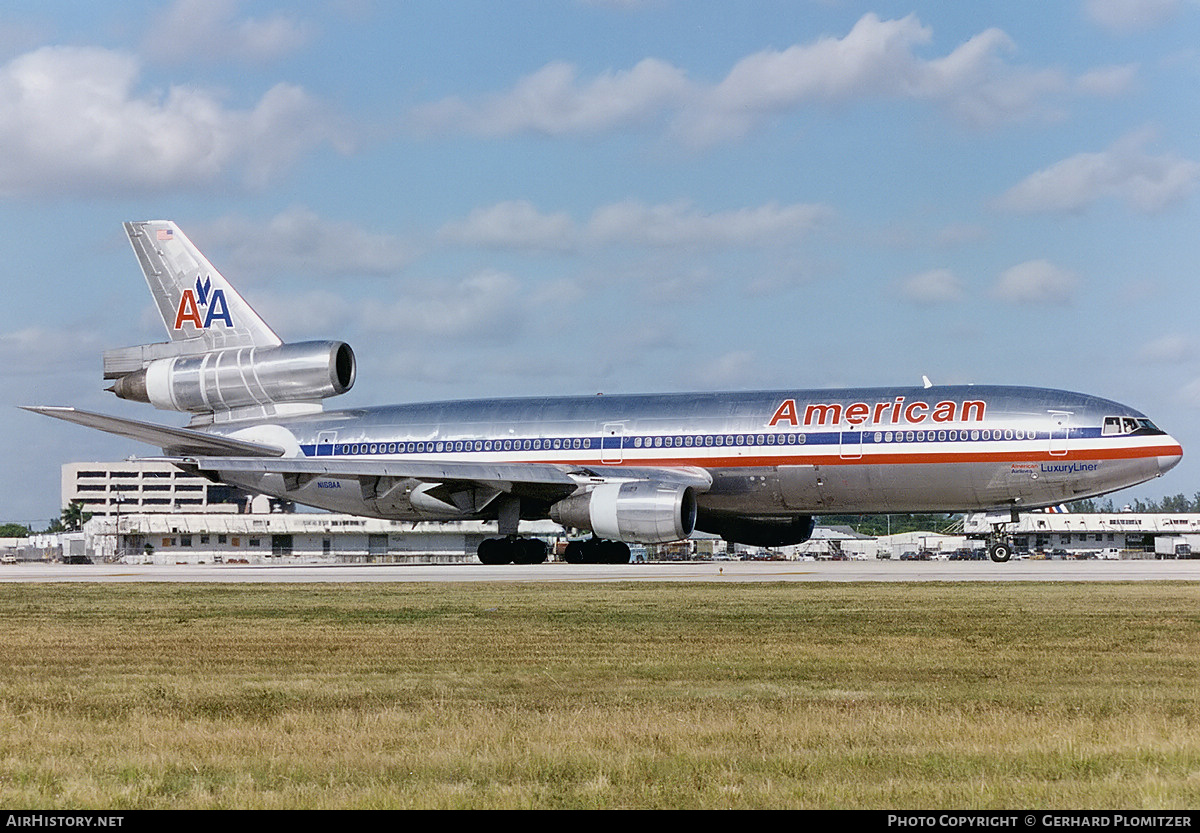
[513,537,548,565]
[563,539,627,564]
[988,542,1012,563]
[563,540,587,564]
[477,538,512,565]
[602,540,631,564]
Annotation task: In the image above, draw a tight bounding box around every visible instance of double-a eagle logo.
[173,276,233,331]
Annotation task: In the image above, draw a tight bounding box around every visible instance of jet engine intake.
[549,481,696,543]
[109,341,355,413]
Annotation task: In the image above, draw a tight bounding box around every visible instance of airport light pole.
[112,492,123,563]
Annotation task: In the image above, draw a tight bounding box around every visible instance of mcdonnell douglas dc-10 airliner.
[26,221,1183,563]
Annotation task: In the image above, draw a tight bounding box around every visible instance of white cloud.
[1138,334,1193,363]
[142,0,312,65]
[246,289,357,341]
[241,271,528,361]
[1084,0,1182,33]
[361,271,524,341]
[438,201,576,251]
[0,46,340,196]
[693,350,761,389]
[997,131,1200,214]
[1075,64,1139,96]
[1177,376,1200,410]
[198,207,419,279]
[900,269,965,304]
[935,223,988,247]
[991,260,1079,304]
[412,14,1114,145]
[587,200,831,247]
[684,14,1043,141]
[0,326,106,377]
[411,58,690,137]
[438,199,830,251]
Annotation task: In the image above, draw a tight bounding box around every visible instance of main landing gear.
[477,536,548,565]
[475,536,632,565]
[474,497,630,565]
[562,538,631,564]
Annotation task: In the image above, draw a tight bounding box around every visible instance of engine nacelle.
[549,481,697,543]
[109,341,355,413]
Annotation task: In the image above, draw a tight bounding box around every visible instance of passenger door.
[1048,412,1070,457]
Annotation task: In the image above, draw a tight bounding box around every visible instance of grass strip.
[0,581,1197,808]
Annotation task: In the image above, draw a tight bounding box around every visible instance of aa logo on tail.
[173,276,233,330]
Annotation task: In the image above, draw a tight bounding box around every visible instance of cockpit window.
[1103,415,1165,436]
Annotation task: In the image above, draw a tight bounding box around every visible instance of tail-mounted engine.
[107,340,355,414]
[549,481,697,544]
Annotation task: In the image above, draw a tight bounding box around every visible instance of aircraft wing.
[183,455,713,498]
[21,406,286,458]
[23,405,714,498]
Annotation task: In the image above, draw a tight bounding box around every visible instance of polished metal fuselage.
[202,384,1183,523]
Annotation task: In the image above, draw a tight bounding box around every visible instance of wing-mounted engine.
[549,481,697,544]
[106,340,355,418]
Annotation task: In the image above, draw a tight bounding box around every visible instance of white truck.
[1155,536,1193,559]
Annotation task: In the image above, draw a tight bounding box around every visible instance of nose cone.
[1158,435,1184,475]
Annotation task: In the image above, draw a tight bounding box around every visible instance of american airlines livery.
[26,221,1183,564]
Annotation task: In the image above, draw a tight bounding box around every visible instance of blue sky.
[3,0,1200,524]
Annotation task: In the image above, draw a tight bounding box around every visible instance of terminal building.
[62,461,267,516]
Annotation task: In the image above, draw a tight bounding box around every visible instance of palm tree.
[59,501,91,532]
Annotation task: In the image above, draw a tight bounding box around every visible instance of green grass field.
[0,581,1198,809]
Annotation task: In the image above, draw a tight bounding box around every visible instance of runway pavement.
[3,559,1200,583]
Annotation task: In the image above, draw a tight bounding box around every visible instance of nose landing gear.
[987,540,1013,562]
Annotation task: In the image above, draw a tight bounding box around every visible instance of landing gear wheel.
[562,538,631,564]
[988,541,1012,563]
[478,537,548,565]
[512,537,548,565]
[563,540,586,564]
[477,537,511,565]
[600,540,631,564]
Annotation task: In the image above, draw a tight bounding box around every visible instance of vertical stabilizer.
[124,221,281,350]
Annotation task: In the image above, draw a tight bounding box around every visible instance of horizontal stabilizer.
[22,406,285,458]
